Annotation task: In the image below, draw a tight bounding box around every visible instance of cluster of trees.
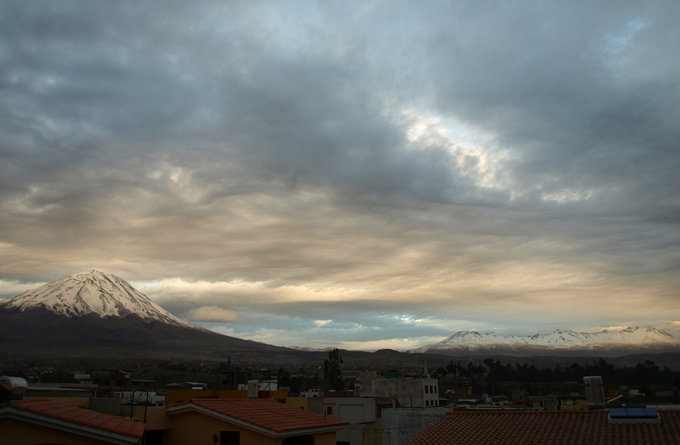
[276,348,344,394]
[437,358,679,386]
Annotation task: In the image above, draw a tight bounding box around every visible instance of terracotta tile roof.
[0,381,14,392]
[10,399,145,439]
[169,398,347,434]
[407,410,680,445]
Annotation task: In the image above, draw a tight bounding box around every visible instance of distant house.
[165,398,347,445]
[407,409,680,444]
[0,398,145,445]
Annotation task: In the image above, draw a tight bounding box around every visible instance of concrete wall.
[90,397,129,416]
[337,423,364,444]
[165,410,279,445]
[26,395,91,408]
[381,407,450,445]
[336,397,377,423]
[363,418,382,445]
[307,397,382,445]
[286,397,309,410]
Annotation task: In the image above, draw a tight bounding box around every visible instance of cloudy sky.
[1,1,679,350]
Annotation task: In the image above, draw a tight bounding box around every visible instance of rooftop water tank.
[0,375,28,389]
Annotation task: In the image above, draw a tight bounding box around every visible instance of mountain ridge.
[414,327,680,356]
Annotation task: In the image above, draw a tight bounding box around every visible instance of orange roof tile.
[10,399,145,439]
[169,398,347,434]
[407,410,680,445]
[0,381,14,392]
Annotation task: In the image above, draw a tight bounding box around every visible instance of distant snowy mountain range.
[415,327,680,355]
[0,270,191,328]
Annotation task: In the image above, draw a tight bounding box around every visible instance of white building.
[358,372,439,408]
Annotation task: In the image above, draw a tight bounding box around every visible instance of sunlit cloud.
[0,279,46,299]
[185,306,242,323]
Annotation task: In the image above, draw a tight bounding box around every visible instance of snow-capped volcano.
[0,270,191,328]
[0,270,299,361]
[415,327,680,356]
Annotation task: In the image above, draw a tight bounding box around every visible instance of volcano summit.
[0,270,190,327]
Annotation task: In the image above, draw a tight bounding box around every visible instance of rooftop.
[5,399,145,439]
[407,410,680,445]
[168,398,347,435]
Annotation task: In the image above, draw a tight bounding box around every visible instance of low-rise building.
[165,398,347,445]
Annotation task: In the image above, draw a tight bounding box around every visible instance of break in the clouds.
[1,1,679,350]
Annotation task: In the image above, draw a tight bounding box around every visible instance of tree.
[323,348,344,391]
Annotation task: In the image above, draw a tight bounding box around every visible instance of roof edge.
[0,406,142,443]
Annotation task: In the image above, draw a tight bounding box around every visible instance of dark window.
[283,435,314,445]
[220,431,240,445]
[144,430,164,445]
[326,406,333,415]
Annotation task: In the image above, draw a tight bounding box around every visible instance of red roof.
[0,381,14,392]
[168,398,346,434]
[407,410,680,445]
[9,399,145,439]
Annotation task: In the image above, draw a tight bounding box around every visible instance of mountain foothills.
[1,270,679,364]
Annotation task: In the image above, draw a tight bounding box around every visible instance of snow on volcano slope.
[0,270,192,328]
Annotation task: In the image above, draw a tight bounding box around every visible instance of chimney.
[583,376,605,409]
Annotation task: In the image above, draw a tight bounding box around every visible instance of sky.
[1,1,679,351]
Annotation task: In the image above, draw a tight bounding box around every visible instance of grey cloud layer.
[1,1,679,347]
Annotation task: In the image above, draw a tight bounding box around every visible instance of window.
[220,431,240,445]
[283,436,314,445]
[326,406,333,415]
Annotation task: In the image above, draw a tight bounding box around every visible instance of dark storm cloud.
[1,1,679,348]
[420,2,680,211]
